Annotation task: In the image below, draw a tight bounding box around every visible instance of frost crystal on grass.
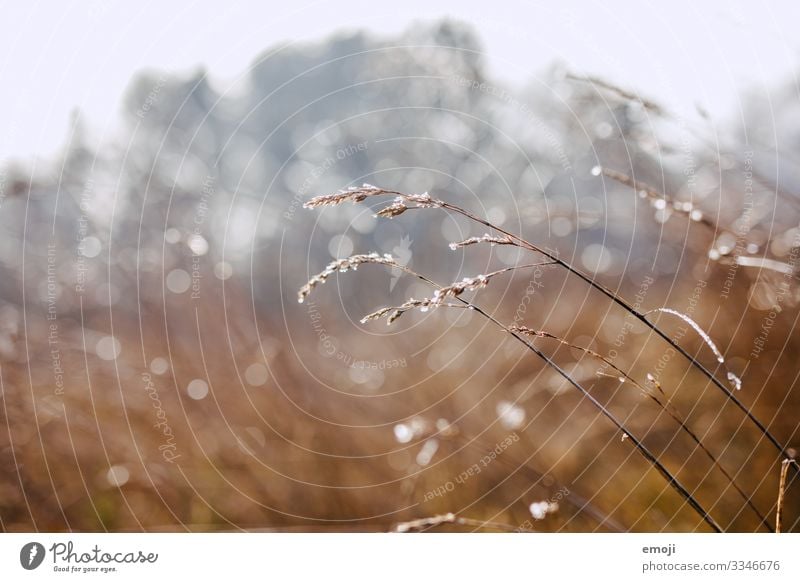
[394,423,413,443]
[733,256,795,276]
[432,275,489,305]
[448,234,515,250]
[727,371,743,391]
[496,400,525,430]
[360,297,437,325]
[374,197,408,218]
[597,167,713,228]
[416,439,439,466]
[305,184,444,213]
[303,184,384,208]
[646,307,743,390]
[298,253,398,303]
[647,308,723,362]
[529,500,559,520]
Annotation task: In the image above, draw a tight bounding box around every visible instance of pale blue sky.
[1,0,798,162]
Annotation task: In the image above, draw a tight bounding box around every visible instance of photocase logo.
[390,235,413,291]
[19,542,46,570]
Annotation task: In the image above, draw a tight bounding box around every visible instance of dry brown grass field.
[0,20,798,533]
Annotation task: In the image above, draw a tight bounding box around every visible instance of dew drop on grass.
[394,423,413,443]
[530,501,548,520]
[96,336,121,361]
[496,400,525,430]
[150,357,169,375]
[188,234,209,256]
[79,236,102,258]
[165,228,181,244]
[187,379,209,400]
[529,500,559,520]
[166,269,191,293]
[416,439,439,466]
[214,261,233,280]
[727,372,742,391]
[646,307,742,390]
[648,308,724,363]
[106,465,130,487]
[245,363,269,386]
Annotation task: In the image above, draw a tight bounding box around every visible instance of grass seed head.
[303,183,385,208]
[298,252,399,303]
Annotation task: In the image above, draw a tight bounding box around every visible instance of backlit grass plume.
[300,180,798,532]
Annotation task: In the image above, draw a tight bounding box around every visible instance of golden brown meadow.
[0,37,798,532]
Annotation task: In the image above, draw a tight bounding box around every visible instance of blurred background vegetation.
[0,19,798,532]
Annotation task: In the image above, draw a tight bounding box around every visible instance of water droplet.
[106,465,130,487]
[328,234,353,259]
[496,400,525,430]
[727,372,742,391]
[79,236,102,258]
[187,379,209,400]
[594,122,613,139]
[416,439,439,466]
[166,269,191,294]
[394,423,413,443]
[654,208,673,223]
[150,357,169,375]
[96,336,121,361]
[590,165,602,177]
[529,501,558,520]
[188,234,209,256]
[487,207,506,225]
[245,363,269,386]
[214,261,233,280]
[165,228,181,244]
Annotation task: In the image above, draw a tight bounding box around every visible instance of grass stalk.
[312,186,794,476]
[299,251,723,531]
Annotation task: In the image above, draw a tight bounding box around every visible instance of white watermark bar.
[0,533,797,580]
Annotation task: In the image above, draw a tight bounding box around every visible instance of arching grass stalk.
[303,185,795,477]
[510,327,772,531]
[298,252,723,531]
